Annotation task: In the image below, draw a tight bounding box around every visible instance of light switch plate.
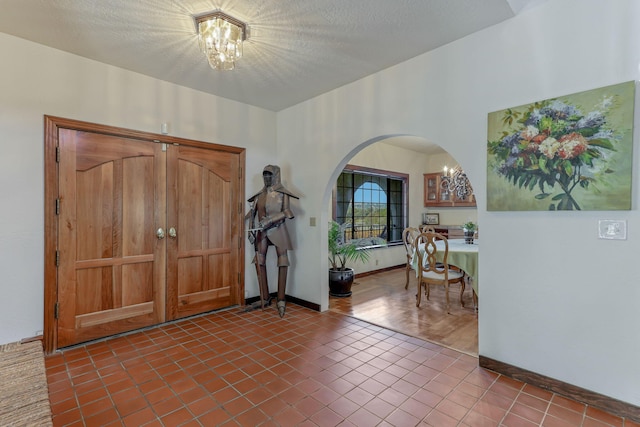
[598,219,627,240]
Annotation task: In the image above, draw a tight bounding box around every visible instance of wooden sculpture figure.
[246,165,299,317]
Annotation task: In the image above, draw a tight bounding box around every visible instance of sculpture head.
[262,164,281,187]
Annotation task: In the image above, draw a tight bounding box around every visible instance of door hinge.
[55,198,60,215]
[54,302,59,319]
[56,146,60,163]
[55,250,59,267]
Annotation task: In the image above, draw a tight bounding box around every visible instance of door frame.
[44,116,246,353]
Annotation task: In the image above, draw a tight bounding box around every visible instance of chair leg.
[425,282,430,301]
[415,280,422,307]
[459,277,466,307]
[445,283,450,314]
[405,263,410,290]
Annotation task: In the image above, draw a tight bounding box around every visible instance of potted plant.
[462,221,476,244]
[328,221,372,297]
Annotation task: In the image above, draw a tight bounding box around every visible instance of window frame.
[332,164,409,248]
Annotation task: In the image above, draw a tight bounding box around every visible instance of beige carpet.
[0,341,53,427]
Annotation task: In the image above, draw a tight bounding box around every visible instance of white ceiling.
[0,0,545,155]
[0,0,545,113]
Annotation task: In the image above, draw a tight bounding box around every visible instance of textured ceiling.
[0,0,544,113]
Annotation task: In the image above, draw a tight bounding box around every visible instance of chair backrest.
[419,225,435,233]
[402,227,420,257]
[416,231,451,279]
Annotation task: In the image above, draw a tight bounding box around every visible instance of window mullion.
[334,168,407,245]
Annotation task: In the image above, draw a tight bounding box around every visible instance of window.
[333,165,408,247]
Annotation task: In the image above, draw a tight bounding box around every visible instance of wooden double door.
[45,117,245,351]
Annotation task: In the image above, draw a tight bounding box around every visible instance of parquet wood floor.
[329,266,478,356]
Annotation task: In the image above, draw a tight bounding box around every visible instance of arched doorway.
[322,134,479,355]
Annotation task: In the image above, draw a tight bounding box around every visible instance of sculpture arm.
[282,194,294,219]
[259,195,294,230]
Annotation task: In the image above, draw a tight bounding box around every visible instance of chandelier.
[195,11,246,71]
[441,166,472,201]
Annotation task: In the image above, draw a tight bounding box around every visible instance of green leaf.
[539,156,549,174]
[535,193,551,199]
[487,139,502,154]
[578,152,594,167]
[577,127,599,137]
[588,138,615,150]
[540,116,553,132]
[518,174,528,188]
[552,193,564,201]
[529,153,539,165]
[328,221,372,270]
[502,109,521,127]
[546,176,556,187]
[550,120,567,135]
[586,148,602,158]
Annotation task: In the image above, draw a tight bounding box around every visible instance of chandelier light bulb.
[195,11,246,71]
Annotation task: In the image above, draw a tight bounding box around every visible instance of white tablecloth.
[411,239,479,294]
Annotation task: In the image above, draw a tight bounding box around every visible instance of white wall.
[1,0,639,409]
[0,32,276,344]
[277,0,640,407]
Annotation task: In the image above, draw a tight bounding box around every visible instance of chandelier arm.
[441,167,471,200]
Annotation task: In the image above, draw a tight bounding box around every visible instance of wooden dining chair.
[419,225,435,233]
[402,227,421,289]
[415,231,466,313]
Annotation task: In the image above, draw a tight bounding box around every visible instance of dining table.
[411,238,479,305]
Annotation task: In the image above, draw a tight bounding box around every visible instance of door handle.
[156,228,165,240]
[169,227,177,238]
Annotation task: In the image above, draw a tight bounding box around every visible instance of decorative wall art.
[424,213,439,225]
[487,81,635,211]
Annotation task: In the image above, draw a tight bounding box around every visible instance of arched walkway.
[322,134,479,355]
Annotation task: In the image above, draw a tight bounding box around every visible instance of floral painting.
[487,81,635,211]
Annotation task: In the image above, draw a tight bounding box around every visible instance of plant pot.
[463,229,475,244]
[329,268,354,297]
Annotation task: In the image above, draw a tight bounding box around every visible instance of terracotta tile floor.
[45,304,639,426]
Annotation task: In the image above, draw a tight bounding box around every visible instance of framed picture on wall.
[487,81,635,211]
[423,213,439,225]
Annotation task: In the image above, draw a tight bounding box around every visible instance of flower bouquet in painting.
[487,82,635,211]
